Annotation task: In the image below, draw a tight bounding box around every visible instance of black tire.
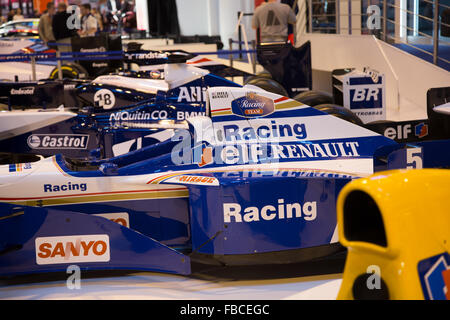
[314,104,364,126]
[0,152,43,165]
[245,77,289,97]
[256,69,272,79]
[49,63,89,80]
[243,70,272,85]
[293,90,334,106]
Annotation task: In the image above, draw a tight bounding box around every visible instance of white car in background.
[0,38,58,81]
[0,18,39,38]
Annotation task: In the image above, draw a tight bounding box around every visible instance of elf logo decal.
[35,235,110,265]
[94,88,115,109]
[177,86,207,102]
[384,124,412,140]
[231,92,275,117]
[415,122,428,138]
[27,134,89,149]
[383,123,429,140]
[223,199,317,223]
[192,143,213,167]
[418,252,450,300]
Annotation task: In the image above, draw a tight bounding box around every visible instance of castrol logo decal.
[35,235,110,265]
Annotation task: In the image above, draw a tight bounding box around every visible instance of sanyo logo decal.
[224,199,317,223]
[35,235,110,265]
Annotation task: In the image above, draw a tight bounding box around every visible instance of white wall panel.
[176,0,255,48]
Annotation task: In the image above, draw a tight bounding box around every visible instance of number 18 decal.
[94,89,116,109]
[406,148,423,169]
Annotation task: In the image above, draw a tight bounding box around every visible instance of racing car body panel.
[0,202,191,276]
[76,63,241,110]
[0,114,101,160]
[0,86,408,275]
[336,169,450,300]
[0,108,76,141]
[434,102,450,115]
[0,61,242,161]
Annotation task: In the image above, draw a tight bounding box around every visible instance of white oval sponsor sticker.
[94,88,116,109]
[27,135,41,148]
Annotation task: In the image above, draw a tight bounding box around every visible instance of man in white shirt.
[78,3,98,37]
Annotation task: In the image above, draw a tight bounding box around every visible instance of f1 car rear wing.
[364,87,450,143]
[123,47,196,66]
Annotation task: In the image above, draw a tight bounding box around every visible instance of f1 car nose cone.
[433,102,450,115]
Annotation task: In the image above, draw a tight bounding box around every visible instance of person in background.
[52,2,76,51]
[78,3,98,37]
[98,0,110,31]
[252,0,296,44]
[38,2,55,46]
[91,8,103,31]
[12,8,24,21]
[0,9,5,24]
[7,9,15,21]
[104,0,120,31]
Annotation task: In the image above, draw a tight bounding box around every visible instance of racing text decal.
[224,199,317,223]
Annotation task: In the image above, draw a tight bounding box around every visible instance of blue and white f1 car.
[0,86,449,276]
[0,61,241,162]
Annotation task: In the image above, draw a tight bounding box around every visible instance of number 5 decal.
[406,148,423,169]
